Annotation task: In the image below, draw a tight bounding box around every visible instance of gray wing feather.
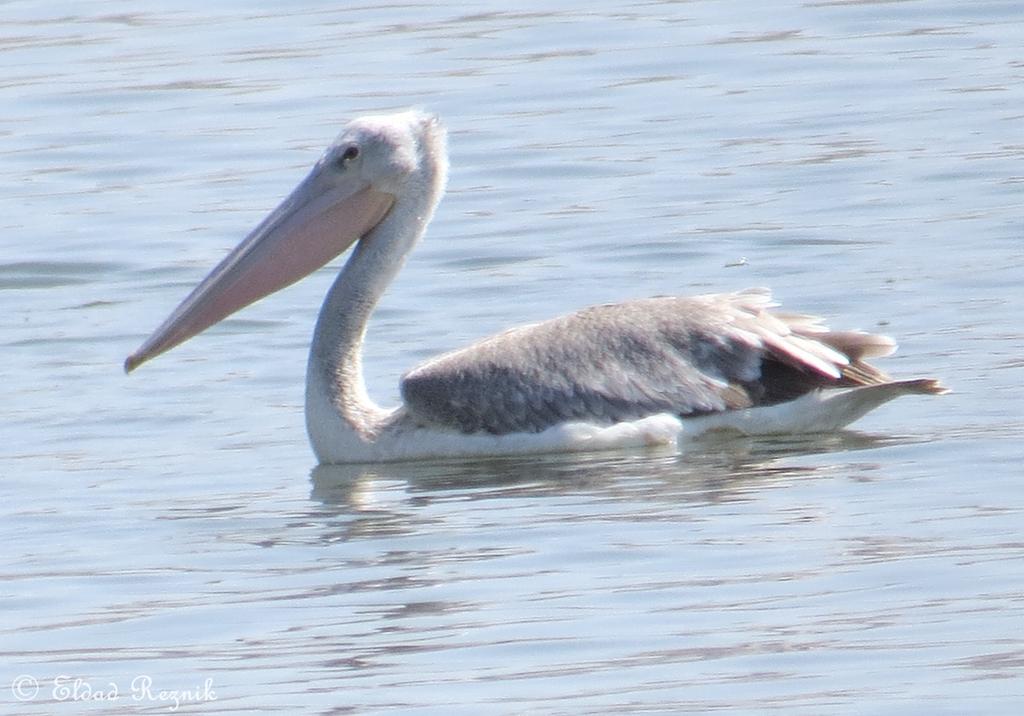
[399,289,885,435]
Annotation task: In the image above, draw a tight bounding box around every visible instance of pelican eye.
[338,145,360,164]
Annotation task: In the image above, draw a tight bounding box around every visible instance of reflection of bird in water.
[308,431,907,538]
[126,111,945,463]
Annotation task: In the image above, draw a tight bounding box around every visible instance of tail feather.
[693,289,947,436]
[888,377,949,396]
[686,378,949,437]
[801,379,949,431]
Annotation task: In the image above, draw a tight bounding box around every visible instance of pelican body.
[126,111,945,463]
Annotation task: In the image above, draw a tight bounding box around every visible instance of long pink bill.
[125,167,395,373]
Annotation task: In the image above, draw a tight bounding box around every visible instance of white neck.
[304,159,445,459]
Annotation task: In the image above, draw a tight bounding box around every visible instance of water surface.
[2,1,1022,713]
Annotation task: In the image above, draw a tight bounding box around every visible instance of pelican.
[126,110,946,463]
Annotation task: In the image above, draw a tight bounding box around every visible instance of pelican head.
[125,110,447,373]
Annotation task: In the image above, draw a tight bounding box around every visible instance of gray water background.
[2,1,1022,713]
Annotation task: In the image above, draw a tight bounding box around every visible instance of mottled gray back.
[399,289,890,435]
